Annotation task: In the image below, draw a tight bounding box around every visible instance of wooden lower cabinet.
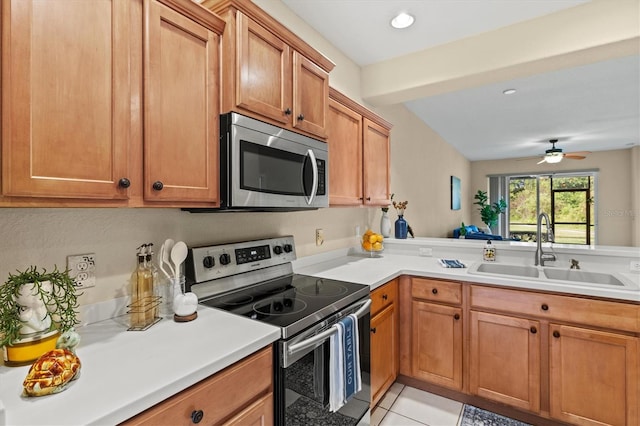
[370,279,399,406]
[549,324,638,426]
[411,301,462,391]
[121,346,273,426]
[469,310,540,413]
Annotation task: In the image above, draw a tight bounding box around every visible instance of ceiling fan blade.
[564,154,586,160]
[565,151,591,156]
[537,158,548,164]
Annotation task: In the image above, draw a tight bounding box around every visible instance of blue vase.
[395,215,408,239]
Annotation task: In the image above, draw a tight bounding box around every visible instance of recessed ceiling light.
[502,88,517,95]
[391,12,415,29]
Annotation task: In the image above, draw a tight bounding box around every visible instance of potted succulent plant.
[0,266,80,365]
[474,190,507,234]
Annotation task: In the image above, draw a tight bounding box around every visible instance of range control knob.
[273,245,283,255]
[219,253,231,265]
[203,256,215,269]
[283,244,293,253]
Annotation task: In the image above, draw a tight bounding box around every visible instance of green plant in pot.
[0,266,80,365]
[474,190,507,234]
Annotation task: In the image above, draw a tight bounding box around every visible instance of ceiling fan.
[535,139,591,164]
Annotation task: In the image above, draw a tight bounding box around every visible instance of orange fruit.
[373,242,383,251]
[376,235,383,243]
[362,241,373,251]
[368,234,378,244]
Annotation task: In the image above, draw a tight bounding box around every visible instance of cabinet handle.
[382,294,388,300]
[297,113,305,121]
[530,326,537,334]
[370,327,377,334]
[553,330,560,338]
[284,108,292,115]
[118,178,131,188]
[454,314,460,320]
[191,409,204,424]
[366,197,371,201]
[432,288,438,295]
[541,304,549,311]
[152,181,164,191]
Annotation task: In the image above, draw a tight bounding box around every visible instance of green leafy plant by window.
[474,190,507,228]
[0,266,80,347]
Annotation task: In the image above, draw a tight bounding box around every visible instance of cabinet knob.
[366,197,371,201]
[152,181,164,191]
[297,113,305,121]
[370,327,377,334]
[382,294,388,300]
[530,326,537,334]
[553,330,560,338]
[118,178,131,188]
[454,313,460,320]
[541,304,549,311]
[191,409,204,424]
[432,288,438,295]
[284,108,292,115]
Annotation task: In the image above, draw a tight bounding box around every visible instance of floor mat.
[459,405,531,426]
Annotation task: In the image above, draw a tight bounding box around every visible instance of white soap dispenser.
[483,240,496,262]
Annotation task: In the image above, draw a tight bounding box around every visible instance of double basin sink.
[469,262,631,287]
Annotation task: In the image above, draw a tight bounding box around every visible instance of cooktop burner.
[199,274,369,338]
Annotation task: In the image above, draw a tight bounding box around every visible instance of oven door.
[226,113,328,209]
[275,298,371,426]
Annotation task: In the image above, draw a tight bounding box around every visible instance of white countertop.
[0,308,280,426]
[294,239,640,302]
[1,237,637,425]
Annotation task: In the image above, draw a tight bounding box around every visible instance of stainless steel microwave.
[218,112,328,211]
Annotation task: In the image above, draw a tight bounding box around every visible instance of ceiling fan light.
[545,153,563,164]
[391,12,415,29]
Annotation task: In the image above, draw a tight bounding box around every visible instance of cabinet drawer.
[470,285,640,333]
[122,346,273,425]
[371,279,398,316]
[411,278,462,305]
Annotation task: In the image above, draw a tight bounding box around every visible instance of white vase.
[380,212,391,238]
[484,225,492,235]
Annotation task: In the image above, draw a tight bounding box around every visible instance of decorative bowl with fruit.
[361,229,384,257]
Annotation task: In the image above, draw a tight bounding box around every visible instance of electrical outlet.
[630,260,640,273]
[315,228,324,246]
[67,253,96,289]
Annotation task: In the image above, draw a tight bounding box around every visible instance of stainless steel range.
[185,236,371,426]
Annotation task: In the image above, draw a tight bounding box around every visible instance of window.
[491,172,597,245]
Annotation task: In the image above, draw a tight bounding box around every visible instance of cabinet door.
[2,0,130,199]
[469,311,540,413]
[144,0,219,203]
[236,13,291,125]
[549,324,638,426]
[223,393,273,426]
[362,118,391,206]
[293,52,329,139]
[371,303,398,406]
[327,99,363,205]
[411,301,462,391]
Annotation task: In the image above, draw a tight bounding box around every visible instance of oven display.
[235,245,271,265]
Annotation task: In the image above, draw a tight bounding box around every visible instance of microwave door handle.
[304,149,319,205]
[287,299,371,356]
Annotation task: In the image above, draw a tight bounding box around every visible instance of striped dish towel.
[329,314,362,412]
[438,259,466,268]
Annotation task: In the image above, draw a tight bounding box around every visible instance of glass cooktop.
[200,274,369,338]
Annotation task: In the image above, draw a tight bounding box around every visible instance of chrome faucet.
[535,212,556,266]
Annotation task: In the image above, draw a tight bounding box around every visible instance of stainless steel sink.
[472,263,541,278]
[542,268,626,286]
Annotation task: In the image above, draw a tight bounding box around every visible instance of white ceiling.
[281,0,640,161]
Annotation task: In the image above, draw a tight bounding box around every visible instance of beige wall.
[632,146,640,246]
[470,148,635,246]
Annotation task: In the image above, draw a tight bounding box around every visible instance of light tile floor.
[372,383,465,426]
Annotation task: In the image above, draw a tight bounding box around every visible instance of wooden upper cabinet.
[363,119,391,206]
[327,98,363,205]
[1,0,131,199]
[204,0,334,140]
[328,88,392,207]
[236,12,291,125]
[144,0,222,203]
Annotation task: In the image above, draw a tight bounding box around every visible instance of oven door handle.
[287,299,371,356]
[304,149,318,205]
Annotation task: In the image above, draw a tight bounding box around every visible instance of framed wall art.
[451,176,461,210]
